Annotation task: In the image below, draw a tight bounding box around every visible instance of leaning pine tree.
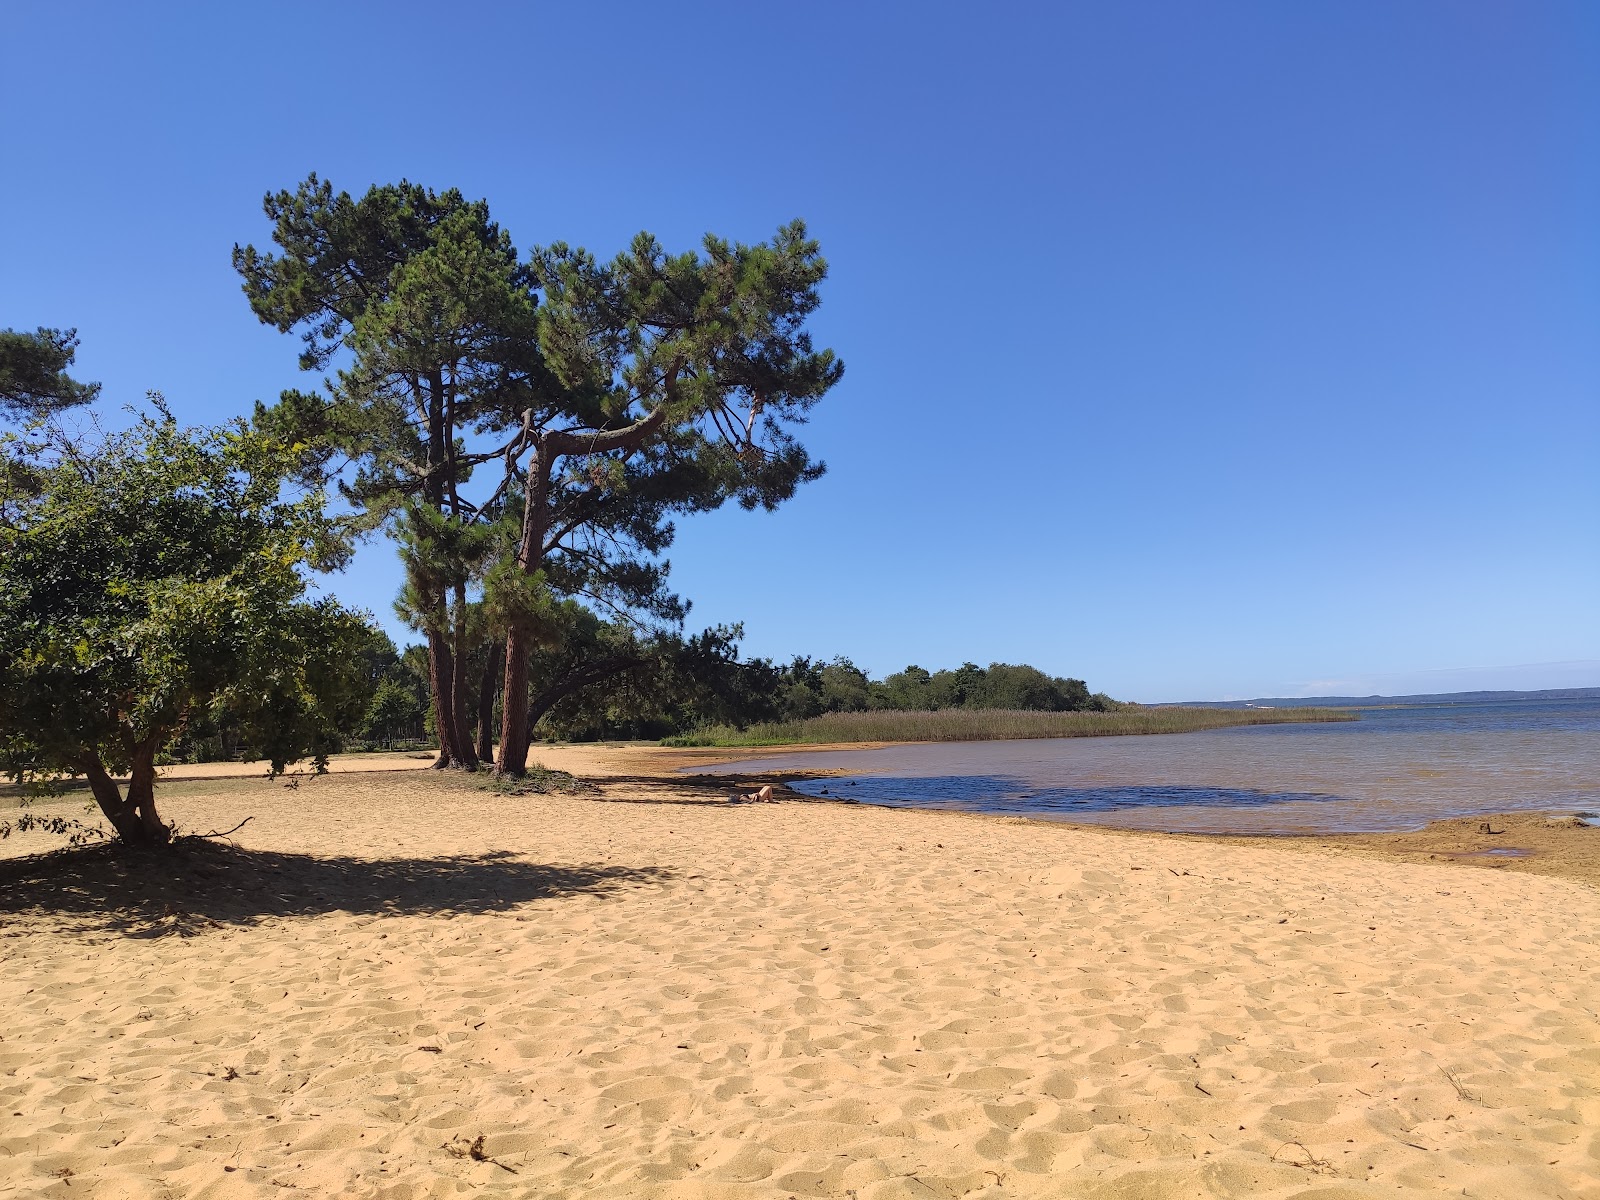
[489,225,842,776]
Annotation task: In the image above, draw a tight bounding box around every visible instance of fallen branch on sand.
[177,816,255,843]
[444,1134,519,1173]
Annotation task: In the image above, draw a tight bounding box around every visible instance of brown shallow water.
[694,699,1600,835]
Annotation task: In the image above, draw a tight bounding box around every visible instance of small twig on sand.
[1271,1140,1335,1174]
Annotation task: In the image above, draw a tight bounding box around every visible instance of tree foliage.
[633,652,1118,733]
[362,677,428,748]
[479,619,1120,742]
[235,175,538,770]
[0,401,373,843]
[495,222,843,773]
[0,327,100,419]
[236,176,844,776]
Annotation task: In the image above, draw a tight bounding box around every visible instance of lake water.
[690,699,1600,834]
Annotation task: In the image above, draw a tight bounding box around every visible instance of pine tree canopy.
[0,327,101,419]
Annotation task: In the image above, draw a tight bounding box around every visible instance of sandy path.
[1,769,1597,1199]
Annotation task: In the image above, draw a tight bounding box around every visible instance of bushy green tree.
[361,678,427,748]
[972,663,1092,710]
[750,656,874,721]
[880,665,936,710]
[0,402,372,844]
[162,618,406,764]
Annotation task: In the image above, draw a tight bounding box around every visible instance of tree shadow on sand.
[0,839,670,939]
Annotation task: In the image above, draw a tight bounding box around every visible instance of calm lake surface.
[691,699,1600,834]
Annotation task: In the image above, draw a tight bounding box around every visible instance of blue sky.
[4,2,1596,701]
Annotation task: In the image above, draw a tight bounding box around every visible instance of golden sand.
[1,750,1596,1198]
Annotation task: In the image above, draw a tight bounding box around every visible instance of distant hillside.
[1166,686,1600,710]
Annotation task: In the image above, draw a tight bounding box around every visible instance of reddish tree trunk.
[427,629,460,769]
[76,748,169,845]
[494,391,677,777]
[496,443,551,778]
[475,639,502,765]
[451,582,478,770]
[420,370,469,770]
[124,741,170,844]
[499,628,532,777]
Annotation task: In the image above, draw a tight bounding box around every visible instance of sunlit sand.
[2,752,1596,1198]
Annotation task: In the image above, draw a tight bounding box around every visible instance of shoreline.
[535,741,1600,891]
[5,739,1596,890]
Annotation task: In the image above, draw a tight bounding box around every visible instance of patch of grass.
[661,706,1356,748]
[472,763,595,797]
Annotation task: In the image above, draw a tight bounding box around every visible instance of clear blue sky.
[5,1,1597,701]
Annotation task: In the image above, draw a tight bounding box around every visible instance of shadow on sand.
[0,839,670,938]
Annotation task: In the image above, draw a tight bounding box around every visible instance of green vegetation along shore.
[662,706,1356,747]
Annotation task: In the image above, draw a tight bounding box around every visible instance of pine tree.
[0,327,100,418]
[491,224,842,774]
[234,176,540,767]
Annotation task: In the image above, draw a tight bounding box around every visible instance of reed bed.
[661,706,1356,747]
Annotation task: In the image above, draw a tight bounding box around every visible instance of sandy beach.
[2,750,1597,1198]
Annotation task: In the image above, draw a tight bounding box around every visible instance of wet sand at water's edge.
[1,744,1596,1198]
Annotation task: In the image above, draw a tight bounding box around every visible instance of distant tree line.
[756,658,1118,720]
[161,629,1123,760]
[356,635,1123,745]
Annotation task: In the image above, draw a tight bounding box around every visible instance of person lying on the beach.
[728,784,774,803]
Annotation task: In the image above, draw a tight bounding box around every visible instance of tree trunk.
[492,391,682,777]
[76,750,169,845]
[420,370,465,770]
[499,628,532,776]
[475,639,502,765]
[427,627,460,769]
[496,443,552,777]
[451,582,478,770]
[124,741,170,844]
[77,756,141,842]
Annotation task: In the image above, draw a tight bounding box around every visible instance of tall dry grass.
[661,706,1356,747]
